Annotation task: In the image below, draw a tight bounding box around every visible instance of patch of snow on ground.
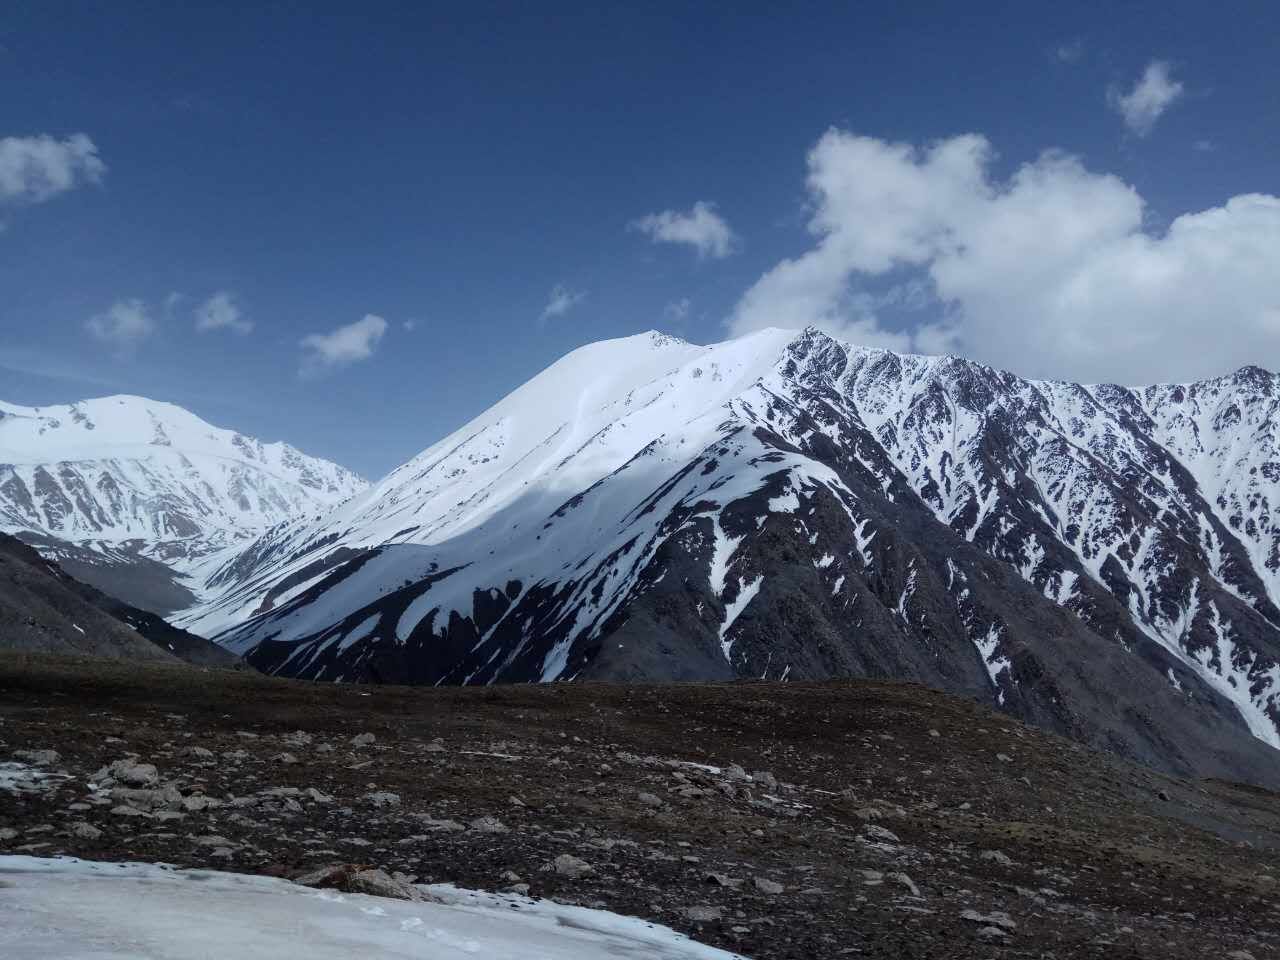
[0,856,748,960]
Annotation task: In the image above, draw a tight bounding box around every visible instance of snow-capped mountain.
[0,395,366,612]
[184,329,1280,786]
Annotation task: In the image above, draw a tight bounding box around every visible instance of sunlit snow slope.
[0,395,365,612]
[186,329,1280,787]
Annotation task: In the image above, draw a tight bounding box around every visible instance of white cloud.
[194,291,252,335]
[402,319,417,332]
[540,284,586,321]
[86,299,155,350]
[1054,39,1084,64]
[299,314,388,375]
[1109,61,1183,137]
[0,133,105,204]
[664,298,691,323]
[631,201,737,259]
[730,129,1280,384]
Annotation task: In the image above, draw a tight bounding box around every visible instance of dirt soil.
[2,652,1279,959]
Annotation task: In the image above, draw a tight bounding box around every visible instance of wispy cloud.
[0,133,105,205]
[1109,61,1184,136]
[402,319,417,332]
[540,284,586,322]
[630,201,737,259]
[1053,39,1084,64]
[85,299,155,352]
[194,291,253,335]
[664,298,691,323]
[299,314,388,376]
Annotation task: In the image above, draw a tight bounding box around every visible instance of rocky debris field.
[2,653,1279,959]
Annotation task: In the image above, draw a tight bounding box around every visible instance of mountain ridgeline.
[162,328,1280,788]
[0,395,367,613]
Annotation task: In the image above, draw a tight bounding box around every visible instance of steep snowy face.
[186,329,1280,786]
[0,395,366,569]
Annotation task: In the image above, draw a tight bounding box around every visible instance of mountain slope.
[183,329,1280,786]
[0,532,238,665]
[0,395,366,612]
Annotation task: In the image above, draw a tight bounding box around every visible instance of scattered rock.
[14,749,60,766]
[347,868,428,902]
[468,815,508,834]
[862,824,900,844]
[681,906,723,922]
[543,854,593,878]
[753,876,784,894]
[364,791,400,808]
[888,872,920,896]
[960,909,1016,931]
[350,733,376,748]
[980,849,1013,866]
[99,760,159,787]
[69,822,102,840]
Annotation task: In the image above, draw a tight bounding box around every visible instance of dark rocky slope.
[0,533,238,667]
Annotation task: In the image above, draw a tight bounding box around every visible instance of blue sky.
[2,2,1278,478]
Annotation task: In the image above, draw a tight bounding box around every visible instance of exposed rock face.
[0,395,365,613]
[176,329,1280,784]
[0,532,237,666]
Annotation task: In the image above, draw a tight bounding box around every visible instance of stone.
[544,854,593,879]
[351,733,376,747]
[365,791,400,808]
[103,760,159,787]
[889,872,920,896]
[862,824,900,844]
[706,872,742,889]
[348,868,429,902]
[960,909,1016,931]
[980,849,1013,866]
[182,746,214,759]
[468,816,508,834]
[753,876,784,894]
[109,805,148,818]
[180,795,222,812]
[69,822,102,840]
[636,791,664,808]
[14,749,60,766]
[681,906,723,922]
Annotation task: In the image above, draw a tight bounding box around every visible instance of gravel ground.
[2,652,1279,959]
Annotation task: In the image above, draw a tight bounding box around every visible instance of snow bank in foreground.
[0,856,746,959]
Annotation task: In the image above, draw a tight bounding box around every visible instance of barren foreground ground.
[2,653,1278,958]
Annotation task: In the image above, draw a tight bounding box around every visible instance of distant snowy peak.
[0,395,366,572]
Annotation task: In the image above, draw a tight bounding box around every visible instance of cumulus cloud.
[631,201,737,259]
[0,133,105,204]
[1109,61,1183,137]
[299,314,387,376]
[540,284,586,321]
[86,299,154,350]
[194,291,252,334]
[729,129,1280,384]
